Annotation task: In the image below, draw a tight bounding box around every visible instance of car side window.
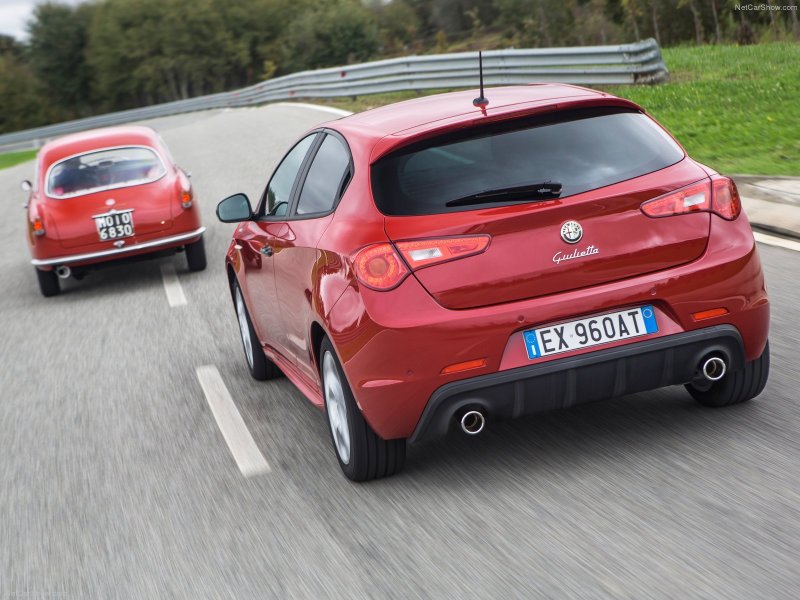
[264,134,316,217]
[295,134,351,216]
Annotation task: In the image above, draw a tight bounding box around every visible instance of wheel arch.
[309,320,328,376]
[225,261,237,302]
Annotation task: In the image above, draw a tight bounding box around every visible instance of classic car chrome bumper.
[31,227,206,267]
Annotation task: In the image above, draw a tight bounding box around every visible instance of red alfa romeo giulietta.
[24,125,206,296]
[217,84,770,481]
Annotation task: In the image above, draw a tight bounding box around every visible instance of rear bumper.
[328,212,768,441]
[30,226,206,267]
[409,325,745,444]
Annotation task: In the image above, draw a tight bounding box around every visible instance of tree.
[87,0,252,108]
[678,0,705,44]
[621,0,642,40]
[283,0,379,72]
[373,0,422,52]
[213,0,305,86]
[27,2,95,117]
[0,52,45,133]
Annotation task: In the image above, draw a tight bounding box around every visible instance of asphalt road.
[2,104,800,599]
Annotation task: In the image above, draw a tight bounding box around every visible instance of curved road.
[2,104,799,599]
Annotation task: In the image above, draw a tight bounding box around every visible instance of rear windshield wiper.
[445,181,563,208]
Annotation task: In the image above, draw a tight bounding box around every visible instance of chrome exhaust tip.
[460,410,486,435]
[55,265,71,279]
[702,356,727,382]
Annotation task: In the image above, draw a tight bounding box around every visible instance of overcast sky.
[0,0,84,40]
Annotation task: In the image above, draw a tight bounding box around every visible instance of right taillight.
[640,177,741,220]
[710,176,741,220]
[181,190,193,209]
[640,180,710,218]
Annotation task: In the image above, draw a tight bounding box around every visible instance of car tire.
[233,281,281,381]
[35,267,60,297]
[185,235,207,272]
[686,341,770,407]
[319,337,406,482]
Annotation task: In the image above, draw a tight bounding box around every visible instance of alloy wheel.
[323,351,351,464]
[235,287,254,369]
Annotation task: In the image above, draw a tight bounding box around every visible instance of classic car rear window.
[47,146,166,199]
[370,108,685,216]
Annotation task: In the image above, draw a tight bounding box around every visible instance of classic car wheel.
[35,268,60,297]
[185,235,207,272]
[320,337,406,481]
[234,282,280,380]
[686,341,770,407]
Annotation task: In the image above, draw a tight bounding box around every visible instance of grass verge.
[0,149,37,170]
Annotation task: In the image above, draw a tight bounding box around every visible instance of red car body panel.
[225,84,769,441]
[27,126,203,269]
[383,159,711,310]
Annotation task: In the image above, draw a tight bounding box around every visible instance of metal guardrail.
[0,38,667,151]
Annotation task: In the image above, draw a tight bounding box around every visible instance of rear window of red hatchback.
[371,107,685,216]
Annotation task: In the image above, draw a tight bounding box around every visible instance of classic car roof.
[38,126,165,167]
[325,84,640,162]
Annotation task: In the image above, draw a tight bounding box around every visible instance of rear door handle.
[260,245,274,257]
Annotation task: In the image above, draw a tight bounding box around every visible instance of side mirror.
[217,193,253,223]
[21,180,32,192]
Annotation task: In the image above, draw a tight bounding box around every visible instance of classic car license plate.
[94,209,135,241]
[523,305,658,360]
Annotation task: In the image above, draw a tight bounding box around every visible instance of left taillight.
[352,235,491,292]
[352,243,410,290]
[395,235,491,269]
[32,216,45,237]
[641,177,741,220]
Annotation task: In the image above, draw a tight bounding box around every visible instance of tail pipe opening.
[55,265,71,279]
[702,355,727,382]
[460,410,486,435]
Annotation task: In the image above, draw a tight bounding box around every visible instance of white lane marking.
[196,365,271,477]
[273,102,353,118]
[160,262,187,307]
[754,231,800,252]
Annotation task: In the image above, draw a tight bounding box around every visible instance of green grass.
[317,43,800,176]
[0,149,37,170]
[602,43,800,176]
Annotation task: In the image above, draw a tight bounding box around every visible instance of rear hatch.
[373,107,710,310]
[44,145,174,249]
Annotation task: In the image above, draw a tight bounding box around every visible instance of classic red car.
[24,125,206,296]
[217,84,770,481]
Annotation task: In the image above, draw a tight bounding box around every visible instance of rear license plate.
[94,209,135,242]
[523,305,658,361]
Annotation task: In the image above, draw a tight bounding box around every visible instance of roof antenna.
[473,51,489,109]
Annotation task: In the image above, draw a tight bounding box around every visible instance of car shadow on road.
[398,388,761,487]
[48,256,182,300]
[241,367,764,491]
